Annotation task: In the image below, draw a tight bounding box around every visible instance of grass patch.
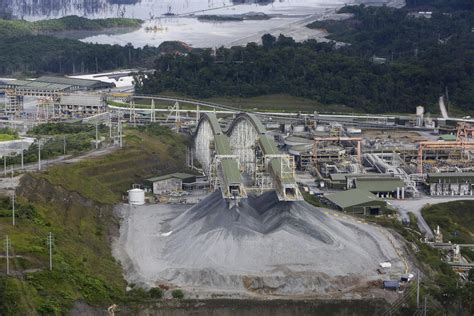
[302,191,324,208]
[360,201,474,314]
[146,91,355,113]
[422,200,474,245]
[0,133,17,141]
[205,94,354,113]
[41,126,188,203]
[422,200,474,261]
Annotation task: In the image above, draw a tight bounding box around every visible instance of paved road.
[1,146,118,176]
[390,196,474,239]
[0,146,118,196]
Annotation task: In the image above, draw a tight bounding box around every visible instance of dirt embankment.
[70,298,390,316]
[17,174,120,239]
[11,174,126,313]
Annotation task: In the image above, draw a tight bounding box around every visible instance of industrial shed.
[355,178,405,199]
[36,76,115,91]
[328,173,405,198]
[426,172,474,196]
[145,173,196,194]
[325,189,387,214]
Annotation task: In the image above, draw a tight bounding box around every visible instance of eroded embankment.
[70,298,390,316]
[115,191,406,297]
[6,174,126,313]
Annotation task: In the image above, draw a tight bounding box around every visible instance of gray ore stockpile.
[117,191,404,295]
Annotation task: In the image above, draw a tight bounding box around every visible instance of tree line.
[138,5,474,114]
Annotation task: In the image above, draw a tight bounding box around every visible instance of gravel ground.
[113,191,406,297]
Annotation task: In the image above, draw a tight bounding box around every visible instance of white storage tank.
[128,188,145,205]
[293,125,305,133]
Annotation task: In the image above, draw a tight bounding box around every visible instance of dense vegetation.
[419,201,474,313]
[0,125,188,314]
[0,15,142,37]
[422,200,474,260]
[363,202,473,314]
[0,34,161,75]
[0,15,156,75]
[405,0,474,10]
[0,123,107,169]
[139,5,474,114]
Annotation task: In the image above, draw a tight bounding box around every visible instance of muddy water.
[6,0,350,21]
[4,0,357,48]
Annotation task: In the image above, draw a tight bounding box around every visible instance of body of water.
[3,0,403,48]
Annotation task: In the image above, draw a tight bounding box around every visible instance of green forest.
[0,16,152,75]
[138,4,474,114]
[0,15,142,37]
[0,2,472,114]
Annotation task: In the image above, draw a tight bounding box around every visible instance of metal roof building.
[325,189,387,214]
[36,76,115,90]
[426,172,474,196]
[426,172,474,183]
[355,178,405,193]
[145,173,197,195]
[328,173,403,193]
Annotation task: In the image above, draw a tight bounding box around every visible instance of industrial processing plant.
[1,74,473,309]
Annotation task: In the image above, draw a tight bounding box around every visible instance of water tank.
[128,188,145,205]
[416,106,424,116]
[293,125,305,133]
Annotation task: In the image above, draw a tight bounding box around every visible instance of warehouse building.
[426,172,474,196]
[36,76,115,91]
[145,173,197,194]
[325,189,387,214]
[354,177,406,199]
[328,173,406,198]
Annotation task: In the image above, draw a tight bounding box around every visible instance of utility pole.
[109,113,112,140]
[47,232,53,271]
[63,135,66,159]
[11,193,15,226]
[119,120,123,148]
[37,139,41,171]
[416,271,420,308]
[3,155,6,176]
[95,122,99,149]
[21,140,24,170]
[423,296,427,316]
[4,235,10,275]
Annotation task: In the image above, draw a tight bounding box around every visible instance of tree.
[148,287,163,299]
[171,289,184,299]
[261,33,276,49]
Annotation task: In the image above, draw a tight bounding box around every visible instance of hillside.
[422,200,474,245]
[0,125,187,314]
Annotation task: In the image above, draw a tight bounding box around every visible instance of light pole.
[37,138,41,171]
[63,135,66,159]
[11,193,15,226]
[21,140,24,170]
